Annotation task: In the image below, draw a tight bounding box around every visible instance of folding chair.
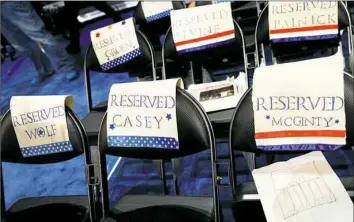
[228,72,354,221]
[1,106,97,222]
[134,1,186,49]
[96,87,222,222]
[255,2,353,73]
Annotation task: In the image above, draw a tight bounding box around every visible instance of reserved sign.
[171,2,235,54]
[269,1,338,42]
[90,18,141,71]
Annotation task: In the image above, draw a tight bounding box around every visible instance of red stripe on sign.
[270,25,338,34]
[175,30,235,47]
[255,130,346,139]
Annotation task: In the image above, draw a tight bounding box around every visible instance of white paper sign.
[141,2,173,23]
[90,18,141,71]
[187,72,248,112]
[269,1,338,43]
[10,96,74,157]
[252,151,353,222]
[171,2,235,54]
[252,48,346,151]
[107,79,184,149]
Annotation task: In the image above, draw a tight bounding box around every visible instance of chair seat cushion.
[114,195,214,219]
[6,195,89,222]
[235,176,354,201]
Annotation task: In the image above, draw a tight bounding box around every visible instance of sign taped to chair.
[171,2,235,54]
[107,78,184,149]
[268,1,338,43]
[252,151,354,222]
[252,48,346,151]
[10,96,74,157]
[141,2,173,23]
[90,17,141,71]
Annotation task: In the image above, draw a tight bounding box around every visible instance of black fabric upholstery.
[134,1,185,29]
[1,107,86,164]
[163,20,244,63]
[114,195,213,218]
[85,30,153,74]
[256,2,350,44]
[99,88,212,159]
[229,73,354,153]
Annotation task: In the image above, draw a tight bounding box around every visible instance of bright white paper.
[187,72,248,112]
[90,18,141,71]
[252,151,353,222]
[10,96,74,157]
[141,2,173,23]
[107,79,184,149]
[269,1,338,42]
[252,48,346,151]
[170,2,235,54]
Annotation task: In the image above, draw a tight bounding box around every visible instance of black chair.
[255,2,353,73]
[162,19,249,127]
[96,87,222,222]
[228,72,354,221]
[1,107,97,222]
[82,29,156,146]
[134,1,186,48]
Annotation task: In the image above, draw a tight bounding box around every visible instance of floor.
[1,16,354,222]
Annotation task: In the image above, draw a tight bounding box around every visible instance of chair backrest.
[96,87,219,218]
[229,72,354,153]
[162,19,247,82]
[134,1,186,33]
[0,106,96,220]
[84,29,156,111]
[255,2,353,66]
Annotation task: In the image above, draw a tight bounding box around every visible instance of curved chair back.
[228,73,354,196]
[96,88,221,221]
[0,107,96,221]
[84,30,156,112]
[162,19,248,85]
[255,2,353,68]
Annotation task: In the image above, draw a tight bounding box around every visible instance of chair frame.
[254,2,354,74]
[95,88,222,222]
[0,108,98,222]
[84,30,157,113]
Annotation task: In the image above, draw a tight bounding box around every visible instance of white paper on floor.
[252,151,353,222]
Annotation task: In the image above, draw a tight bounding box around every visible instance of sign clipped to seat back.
[252,48,346,151]
[90,17,141,71]
[171,2,235,54]
[141,1,174,23]
[10,96,74,157]
[107,79,184,149]
[268,1,338,43]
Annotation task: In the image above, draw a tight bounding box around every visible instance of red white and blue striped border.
[176,29,235,54]
[257,143,343,151]
[107,136,179,149]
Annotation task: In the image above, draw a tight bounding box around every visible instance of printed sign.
[252,48,346,151]
[252,151,354,222]
[90,18,141,71]
[171,2,235,54]
[10,96,74,157]
[107,79,184,149]
[212,0,233,4]
[141,2,173,23]
[269,1,338,43]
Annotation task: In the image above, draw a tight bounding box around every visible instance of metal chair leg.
[171,158,181,195]
[152,160,168,195]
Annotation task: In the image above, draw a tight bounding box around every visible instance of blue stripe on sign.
[146,9,172,23]
[258,143,343,151]
[101,48,142,71]
[21,141,73,157]
[178,38,235,55]
[271,34,338,43]
[107,136,179,149]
